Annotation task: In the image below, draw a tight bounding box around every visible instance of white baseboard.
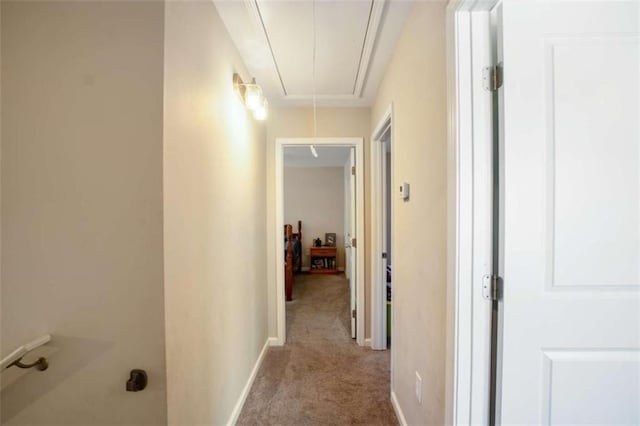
[268,336,283,346]
[391,391,408,426]
[226,338,270,426]
[364,338,371,347]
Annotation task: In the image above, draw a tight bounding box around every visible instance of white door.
[498,1,640,424]
[348,147,357,339]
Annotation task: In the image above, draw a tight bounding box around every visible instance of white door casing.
[446,1,496,423]
[371,106,393,351]
[274,137,365,346]
[498,1,640,424]
[349,147,357,339]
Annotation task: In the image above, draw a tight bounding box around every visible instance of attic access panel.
[257,0,373,96]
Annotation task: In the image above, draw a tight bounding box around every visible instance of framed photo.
[324,233,336,247]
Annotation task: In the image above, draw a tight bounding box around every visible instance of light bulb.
[245,84,263,110]
[253,98,268,121]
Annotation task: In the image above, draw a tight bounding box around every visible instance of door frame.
[445,0,499,424]
[370,104,393,351]
[274,137,366,346]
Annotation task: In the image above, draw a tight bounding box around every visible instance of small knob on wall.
[126,369,148,392]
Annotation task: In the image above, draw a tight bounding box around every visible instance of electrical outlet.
[415,372,422,404]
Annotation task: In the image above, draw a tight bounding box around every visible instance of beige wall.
[163,1,268,424]
[284,167,345,269]
[371,2,448,425]
[266,107,371,337]
[1,1,167,424]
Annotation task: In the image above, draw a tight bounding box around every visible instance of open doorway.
[371,107,394,352]
[382,133,392,348]
[282,145,352,340]
[274,138,365,346]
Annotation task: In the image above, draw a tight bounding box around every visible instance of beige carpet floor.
[237,273,397,426]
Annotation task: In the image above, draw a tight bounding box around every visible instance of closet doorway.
[274,138,365,346]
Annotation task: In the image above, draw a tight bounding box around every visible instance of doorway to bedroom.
[275,138,365,346]
[283,145,354,341]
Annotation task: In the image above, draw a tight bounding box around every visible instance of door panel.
[541,350,639,425]
[550,39,639,288]
[499,1,640,424]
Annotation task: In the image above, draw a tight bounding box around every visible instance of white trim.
[370,104,393,352]
[275,137,366,346]
[445,2,459,423]
[353,0,386,97]
[226,339,270,426]
[468,7,496,424]
[446,0,498,425]
[268,337,281,346]
[390,391,408,426]
[364,338,371,347]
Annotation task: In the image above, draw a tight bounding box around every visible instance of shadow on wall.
[1,335,113,423]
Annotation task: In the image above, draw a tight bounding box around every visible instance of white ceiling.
[213,0,413,107]
[284,146,351,167]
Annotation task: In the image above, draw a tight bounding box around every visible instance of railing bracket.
[8,356,49,371]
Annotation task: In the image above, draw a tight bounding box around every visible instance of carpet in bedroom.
[237,273,397,425]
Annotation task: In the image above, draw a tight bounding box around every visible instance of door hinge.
[352,309,357,319]
[382,252,387,259]
[482,274,502,301]
[351,238,357,248]
[351,166,356,176]
[483,63,503,92]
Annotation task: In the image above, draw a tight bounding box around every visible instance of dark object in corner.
[314,238,322,247]
[126,369,148,392]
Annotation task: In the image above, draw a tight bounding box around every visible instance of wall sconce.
[234,73,268,121]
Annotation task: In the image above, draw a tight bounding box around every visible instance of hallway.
[1,1,451,424]
[237,274,397,425]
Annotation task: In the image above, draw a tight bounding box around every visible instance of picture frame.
[324,233,336,247]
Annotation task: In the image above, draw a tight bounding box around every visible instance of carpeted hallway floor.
[237,273,397,425]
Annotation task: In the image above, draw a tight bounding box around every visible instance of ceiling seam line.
[352,0,375,96]
[253,0,288,96]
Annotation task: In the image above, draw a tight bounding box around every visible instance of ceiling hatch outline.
[244,0,387,102]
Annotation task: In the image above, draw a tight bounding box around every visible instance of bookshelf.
[309,247,338,274]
